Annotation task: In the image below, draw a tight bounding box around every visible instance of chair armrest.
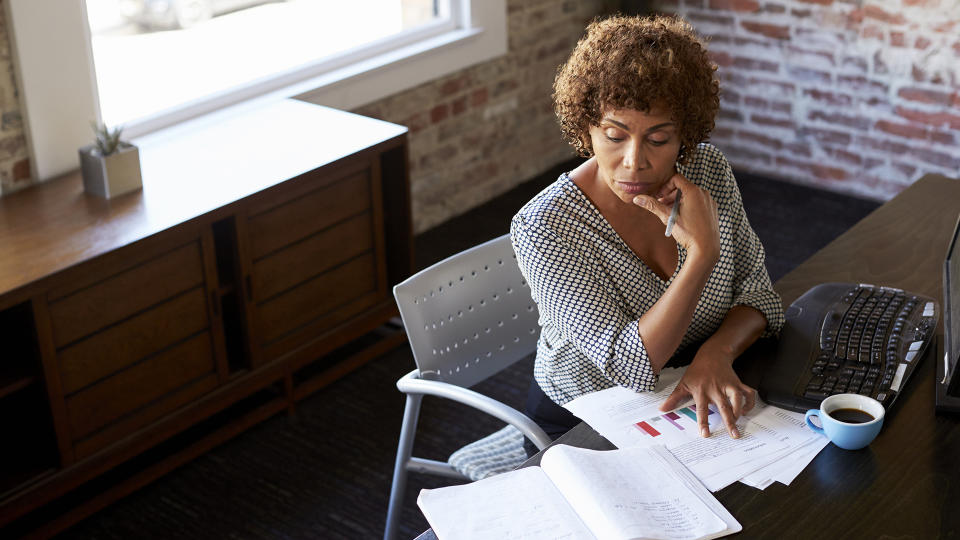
[397,369,552,450]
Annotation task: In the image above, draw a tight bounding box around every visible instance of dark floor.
[51,159,881,540]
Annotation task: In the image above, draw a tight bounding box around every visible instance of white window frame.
[4,0,506,182]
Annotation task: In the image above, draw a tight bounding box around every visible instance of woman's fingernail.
[700,427,710,438]
[633,196,644,207]
[732,428,741,439]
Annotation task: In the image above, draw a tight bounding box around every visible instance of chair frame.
[383,234,551,540]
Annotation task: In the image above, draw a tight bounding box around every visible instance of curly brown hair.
[553,14,720,163]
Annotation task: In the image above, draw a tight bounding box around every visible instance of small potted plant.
[78,122,143,198]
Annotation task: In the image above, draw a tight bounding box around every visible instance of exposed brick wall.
[353,0,609,232]
[655,0,960,200]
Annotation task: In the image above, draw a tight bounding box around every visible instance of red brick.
[890,32,906,47]
[719,109,745,121]
[861,25,884,40]
[797,0,833,4]
[876,120,928,139]
[777,156,848,180]
[402,112,429,133]
[452,96,468,116]
[744,96,768,108]
[784,142,813,158]
[765,4,787,13]
[912,148,960,169]
[915,36,932,50]
[439,75,469,96]
[857,135,910,155]
[471,88,489,107]
[896,106,960,129]
[12,158,30,182]
[739,130,783,149]
[688,13,736,26]
[732,57,779,72]
[930,130,954,145]
[721,88,741,103]
[863,5,906,25]
[709,0,760,10]
[903,0,936,5]
[932,21,957,32]
[741,22,790,40]
[893,162,917,177]
[751,114,794,128]
[712,127,736,139]
[791,8,812,17]
[803,88,852,106]
[709,50,734,67]
[897,87,953,106]
[430,104,450,124]
[824,148,863,165]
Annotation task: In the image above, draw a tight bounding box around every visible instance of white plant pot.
[78,142,143,199]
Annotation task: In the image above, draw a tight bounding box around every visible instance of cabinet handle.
[246,275,253,302]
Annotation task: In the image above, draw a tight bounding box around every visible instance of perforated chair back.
[393,234,541,389]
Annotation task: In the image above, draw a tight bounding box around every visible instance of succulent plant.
[91,122,124,156]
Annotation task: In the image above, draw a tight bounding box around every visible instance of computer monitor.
[936,212,960,413]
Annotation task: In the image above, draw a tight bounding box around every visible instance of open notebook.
[418,444,740,540]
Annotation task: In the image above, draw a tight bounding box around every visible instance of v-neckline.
[562,173,685,286]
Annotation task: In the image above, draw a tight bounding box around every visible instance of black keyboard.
[758,283,940,413]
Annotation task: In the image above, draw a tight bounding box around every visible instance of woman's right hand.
[633,172,720,264]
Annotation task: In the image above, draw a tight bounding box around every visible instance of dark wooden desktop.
[417,173,960,539]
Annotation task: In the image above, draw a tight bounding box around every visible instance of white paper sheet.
[737,408,830,488]
[563,368,820,492]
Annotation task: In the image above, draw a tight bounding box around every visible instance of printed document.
[418,444,741,540]
[563,368,823,491]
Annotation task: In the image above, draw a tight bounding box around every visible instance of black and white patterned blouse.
[511,143,785,406]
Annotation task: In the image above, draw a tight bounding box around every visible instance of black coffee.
[828,408,874,424]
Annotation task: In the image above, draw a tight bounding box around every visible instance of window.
[5,0,505,181]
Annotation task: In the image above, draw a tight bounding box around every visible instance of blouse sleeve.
[511,215,659,392]
[721,165,786,338]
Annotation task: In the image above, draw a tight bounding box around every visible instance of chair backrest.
[393,234,541,388]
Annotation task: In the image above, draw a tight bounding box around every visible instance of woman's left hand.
[657,350,756,439]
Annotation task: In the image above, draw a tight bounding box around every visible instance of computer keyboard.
[758,283,940,413]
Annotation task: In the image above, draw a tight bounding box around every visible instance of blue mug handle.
[805,409,825,435]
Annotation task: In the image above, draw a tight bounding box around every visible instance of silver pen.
[664,188,682,237]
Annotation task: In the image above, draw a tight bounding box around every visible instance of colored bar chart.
[634,405,717,438]
[636,421,660,436]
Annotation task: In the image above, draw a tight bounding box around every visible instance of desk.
[417,173,960,539]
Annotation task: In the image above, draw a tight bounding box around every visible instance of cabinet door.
[240,155,388,365]
[47,235,223,459]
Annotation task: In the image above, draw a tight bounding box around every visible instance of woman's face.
[587,106,682,204]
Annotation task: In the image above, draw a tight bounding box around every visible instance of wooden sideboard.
[0,99,411,536]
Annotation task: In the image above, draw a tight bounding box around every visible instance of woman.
[511,14,785,455]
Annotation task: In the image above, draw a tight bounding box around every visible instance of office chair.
[383,234,552,540]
